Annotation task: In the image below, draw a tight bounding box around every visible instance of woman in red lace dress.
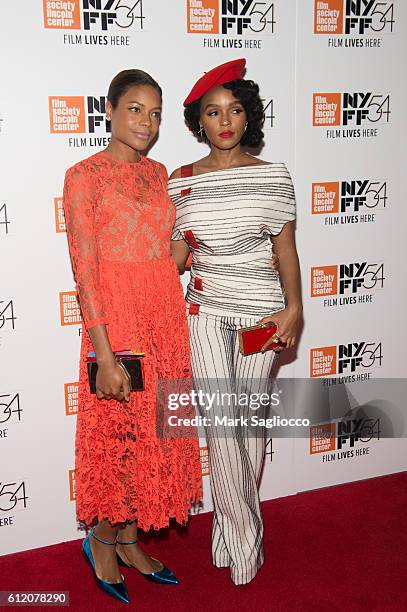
[63,70,202,604]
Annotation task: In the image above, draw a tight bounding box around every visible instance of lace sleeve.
[63,165,108,329]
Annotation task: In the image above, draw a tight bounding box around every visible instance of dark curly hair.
[184,79,264,148]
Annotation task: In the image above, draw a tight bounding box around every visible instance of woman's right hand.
[95,359,131,402]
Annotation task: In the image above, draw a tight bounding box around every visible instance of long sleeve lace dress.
[63,151,202,530]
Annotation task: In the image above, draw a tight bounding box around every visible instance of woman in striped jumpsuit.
[169,59,302,585]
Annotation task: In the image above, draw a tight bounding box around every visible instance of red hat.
[183,58,246,107]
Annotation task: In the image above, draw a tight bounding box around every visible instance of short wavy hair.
[184,79,264,148]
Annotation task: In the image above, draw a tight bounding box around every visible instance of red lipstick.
[219,131,234,139]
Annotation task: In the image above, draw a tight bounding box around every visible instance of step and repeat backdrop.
[0,1,406,555]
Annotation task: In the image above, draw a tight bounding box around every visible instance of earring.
[244,122,248,131]
[198,125,204,136]
[106,116,111,121]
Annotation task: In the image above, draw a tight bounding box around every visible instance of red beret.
[183,58,246,107]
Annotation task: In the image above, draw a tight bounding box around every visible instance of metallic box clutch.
[238,322,286,356]
[86,350,144,394]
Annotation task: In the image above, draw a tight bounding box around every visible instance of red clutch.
[238,321,286,356]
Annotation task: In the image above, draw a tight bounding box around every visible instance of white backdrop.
[0,0,406,556]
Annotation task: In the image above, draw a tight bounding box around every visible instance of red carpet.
[1,472,406,612]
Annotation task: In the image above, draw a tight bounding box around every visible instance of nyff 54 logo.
[0,202,11,235]
[313,92,390,127]
[310,341,382,378]
[0,481,28,513]
[314,0,394,35]
[310,417,380,455]
[312,180,387,215]
[0,300,16,331]
[43,0,145,31]
[311,261,385,297]
[187,0,275,35]
[0,394,22,426]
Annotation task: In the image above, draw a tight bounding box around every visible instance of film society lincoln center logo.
[200,446,210,476]
[314,0,394,41]
[69,470,76,501]
[187,0,276,43]
[59,291,82,326]
[54,197,66,232]
[312,91,390,139]
[310,341,382,379]
[311,260,384,307]
[65,383,79,415]
[311,179,387,225]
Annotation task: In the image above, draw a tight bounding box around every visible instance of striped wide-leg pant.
[188,313,276,585]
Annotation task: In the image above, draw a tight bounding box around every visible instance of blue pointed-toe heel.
[82,529,130,603]
[116,539,179,585]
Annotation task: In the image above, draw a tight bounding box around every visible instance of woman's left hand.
[258,305,302,351]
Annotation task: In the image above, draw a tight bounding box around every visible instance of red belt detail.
[194,277,203,291]
[180,164,193,196]
[189,303,200,315]
[184,230,199,250]
[181,164,194,178]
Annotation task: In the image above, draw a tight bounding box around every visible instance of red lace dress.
[63,151,202,530]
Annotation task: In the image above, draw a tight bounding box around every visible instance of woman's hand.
[170,239,190,274]
[258,304,302,351]
[96,358,131,402]
[271,252,280,272]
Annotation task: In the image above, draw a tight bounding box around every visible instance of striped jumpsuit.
[168,163,296,585]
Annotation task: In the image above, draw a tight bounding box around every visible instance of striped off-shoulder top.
[168,163,296,318]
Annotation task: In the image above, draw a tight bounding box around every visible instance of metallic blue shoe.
[116,539,179,585]
[82,530,130,603]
